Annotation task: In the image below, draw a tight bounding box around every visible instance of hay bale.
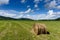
[32,23,49,35]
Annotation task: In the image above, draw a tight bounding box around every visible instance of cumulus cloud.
[44,0,51,2]
[25,8,31,13]
[47,10,54,15]
[0,10,25,19]
[0,9,60,20]
[45,0,57,9]
[14,15,23,19]
[27,5,30,8]
[15,8,34,18]
[21,14,47,20]
[0,0,9,5]
[48,10,60,15]
[34,4,38,8]
[22,10,60,20]
[34,0,42,3]
[45,10,55,19]
[34,0,41,10]
[34,0,40,7]
[0,10,17,18]
[34,0,40,3]
[21,0,26,3]
[19,8,32,14]
[49,0,57,8]
[56,5,60,9]
[44,10,60,19]
[45,0,60,9]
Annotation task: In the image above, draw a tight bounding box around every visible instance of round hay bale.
[32,23,50,35]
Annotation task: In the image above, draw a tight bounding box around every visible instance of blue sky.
[0,0,60,20]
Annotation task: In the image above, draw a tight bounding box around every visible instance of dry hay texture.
[32,23,50,35]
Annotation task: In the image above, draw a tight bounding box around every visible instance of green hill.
[0,16,60,21]
[55,18,60,20]
[0,16,16,20]
[0,16,33,20]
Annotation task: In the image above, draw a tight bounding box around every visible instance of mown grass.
[0,20,60,40]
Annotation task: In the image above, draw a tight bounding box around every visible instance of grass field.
[0,20,60,40]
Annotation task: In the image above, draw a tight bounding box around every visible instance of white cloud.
[27,5,30,8]
[48,10,60,15]
[15,9,60,20]
[31,10,34,12]
[34,4,40,10]
[34,0,42,3]
[23,15,31,18]
[56,5,60,9]
[21,0,26,3]
[34,0,39,7]
[0,0,9,5]
[45,10,60,19]
[45,0,60,9]
[48,10,54,15]
[56,12,60,14]
[0,10,60,20]
[0,10,33,19]
[34,4,38,8]
[44,0,51,2]
[21,14,46,20]
[45,10,56,19]
[34,0,40,3]
[15,8,34,18]
[14,15,23,19]
[19,8,32,14]
[45,0,57,9]
[22,10,60,20]
[0,10,17,18]
[49,0,57,8]
[34,0,40,10]
[25,8,31,13]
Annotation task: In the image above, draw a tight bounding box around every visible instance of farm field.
[0,20,60,40]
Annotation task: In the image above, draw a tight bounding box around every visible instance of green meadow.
[0,20,60,40]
